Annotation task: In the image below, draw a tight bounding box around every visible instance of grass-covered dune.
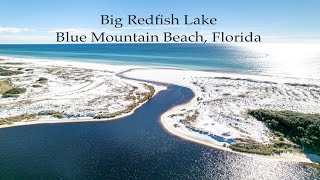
[0,114,36,125]
[248,109,320,155]
[94,84,155,119]
[0,67,23,76]
[0,80,13,93]
[2,87,26,98]
[229,141,297,156]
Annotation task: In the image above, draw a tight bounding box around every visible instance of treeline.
[248,109,320,155]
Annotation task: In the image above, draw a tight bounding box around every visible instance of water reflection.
[238,43,320,79]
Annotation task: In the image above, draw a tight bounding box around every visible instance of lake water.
[0,44,319,179]
[0,85,318,179]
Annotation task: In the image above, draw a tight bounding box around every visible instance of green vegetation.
[32,84,42,88]
[180,110,199,126]
[2,62,25,65]
[37,77,48,83]
[2,93,20,98]
[0,114,36,125]
[0,80,13,94]
[273,131,284,137]
[285,83,319,88]
[52,112,64,119]
[273,131,285,141]
[0,67,23,76]
[37,110,64,119]
[94,84,155,119]
[237,94,247,98]
[230,141,297,156]
[303,163,320,169]
[248,109,320,155]
[2,87,26,98]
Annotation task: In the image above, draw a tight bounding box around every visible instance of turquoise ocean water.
[1,43,319,79]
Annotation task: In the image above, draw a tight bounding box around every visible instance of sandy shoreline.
[124,68,320,163]
[1,56,319,163]
[159,97,314,163]
[0,85,166,129]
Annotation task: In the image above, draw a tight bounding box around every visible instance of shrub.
[37,110,64,119]
[4,87,26,94]
[32,84,42,88]
[37,77,48,83]
[2,87,26,98]
[0,114,36,125]
[52,113,64,119]
[2,93,19,98]
[0,68,23,76]
[273,131,283,137]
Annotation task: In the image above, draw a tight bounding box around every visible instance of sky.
[0,0,320,43]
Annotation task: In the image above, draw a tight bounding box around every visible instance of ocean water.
[1,43,320,79]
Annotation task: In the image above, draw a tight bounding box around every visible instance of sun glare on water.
[239,43,320,80]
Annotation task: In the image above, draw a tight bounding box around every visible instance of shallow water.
[0,85,319,179]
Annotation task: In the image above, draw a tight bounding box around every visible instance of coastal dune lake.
[0,85,319,179]
[0,44,320,179]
